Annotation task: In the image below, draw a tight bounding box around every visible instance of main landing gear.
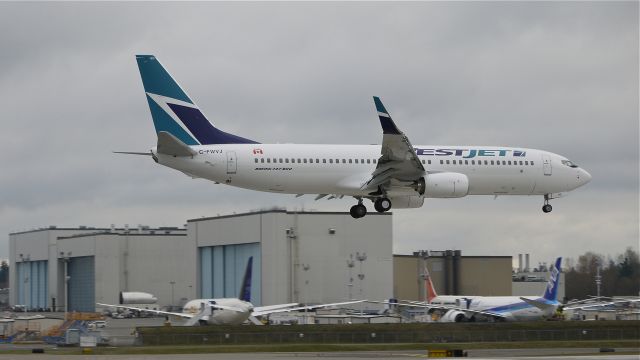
[542,194,553,213]
[350,197,392,219]
[350,200,367,219]
[374,197,392,213]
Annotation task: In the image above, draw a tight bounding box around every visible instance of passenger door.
[542,154,552,176]
[226,151,237,174]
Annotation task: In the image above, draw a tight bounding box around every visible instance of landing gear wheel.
[374,198,392,213]
[350,204,367,219]
[542,204,552,213]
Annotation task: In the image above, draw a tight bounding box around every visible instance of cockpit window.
[562,159,578,168]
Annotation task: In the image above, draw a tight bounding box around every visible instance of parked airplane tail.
[425,267,438,303]
[542,257,562,302]
[238,256,253,302]
[135,55,258,145]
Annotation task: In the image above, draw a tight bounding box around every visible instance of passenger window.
[502,161,506,165]
[519,161,523,165]
[440,160,444,164]
[329,159,333,163]
[303,159,307,163]
[508,161,512,165]
[471,160,475,165]
[373,159,377,164]
[254,158,258,163]
[285,159,289,163]
[428,160,431,165]
[452,160,457,165]
[342,159,346,163]
[484,160,488,165]
[355,159,359,164]
[322,159,326,163]
[297,159,302,163]
[261,158,265,163]
[465,160,469,165]
[421,160,425,164]
[361,159,365,163]
[367,159,371,164]
[267,158,271,163]
[349,159,352,164]
[531,161,534,165]
[446,160,450,164]
[491,160,494,165]
[279,158,283,163]
[316,159,319,163]
[525,161,529,165]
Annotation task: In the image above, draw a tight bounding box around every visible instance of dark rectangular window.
[303,159,307,163]
[285,158,289,163]
[322,159,326,163]
[491,160,494,165]
[508,161,512,165]
[367,159,371,164]
[531,161,534,165]
[465,160,469,165]
[329,159,333,163]
[471,160,475,165]
[502,161,506,165]
[446,160,450,164]
[525,161,529,165]
[440,160,444,164]
[452,160,457,165]
[349,159,352,164]
[342,159,346,163]
[428,160,432,164]
[519,161,523,165]
[254,158,258,163]
[297,159,301,163]
[267,158,271,163]
[484,160,488,165]
[373,159,377,164]
[279,158,283,163]
[261,158,265,163]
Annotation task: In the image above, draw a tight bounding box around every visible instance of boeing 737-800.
[124,55,591,218]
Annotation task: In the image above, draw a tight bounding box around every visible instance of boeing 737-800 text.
[123,55,591,218]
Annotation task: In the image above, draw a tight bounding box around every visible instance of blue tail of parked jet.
[542,257,562,302]
[135,55,258,145]
[238,256,253,302]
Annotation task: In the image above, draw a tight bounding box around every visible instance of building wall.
[512,273,565,301]
[393,255,512,300]
[190,211,394,307]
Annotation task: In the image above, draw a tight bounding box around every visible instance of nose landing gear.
[542,194,553,213]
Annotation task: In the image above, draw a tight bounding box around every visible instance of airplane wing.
[361,97,425,192]
[156,131,197,157]
[252,300,366,317]
[96,301,246,319]
[96,303,193,319]
[371,300,509,320]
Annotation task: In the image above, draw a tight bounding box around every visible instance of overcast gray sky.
[1,2,638,267]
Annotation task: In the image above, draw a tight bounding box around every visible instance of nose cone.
[577,168,592,186]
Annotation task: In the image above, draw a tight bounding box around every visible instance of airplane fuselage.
[154,144,590,203]
[182,298,253,325]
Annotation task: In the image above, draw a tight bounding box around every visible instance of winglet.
[238,256,253,302]
[373,96,401,135]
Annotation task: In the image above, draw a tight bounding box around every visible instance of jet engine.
[119,291,158,304]
[440,310,468,322]
[420,172,469,198]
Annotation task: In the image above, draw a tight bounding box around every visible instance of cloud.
[0,2,637,262]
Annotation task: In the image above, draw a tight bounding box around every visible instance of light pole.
[346,255,355,300]
[302,263,310,324]
[356,252,367,315]
[169,281,176,309]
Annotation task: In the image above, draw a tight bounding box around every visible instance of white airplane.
[98,257,362,326]
[122,55,591,218]
[398,257,564,322]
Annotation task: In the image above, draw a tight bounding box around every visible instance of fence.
[140,327,640,346]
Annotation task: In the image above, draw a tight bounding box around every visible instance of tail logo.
[547,264,559,292]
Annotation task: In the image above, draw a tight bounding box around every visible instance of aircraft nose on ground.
[578,169,592,186]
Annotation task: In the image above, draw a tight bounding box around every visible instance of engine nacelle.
[440,310,468,322]
[119,291,158,304]
[423,172,469,198]
[389,195,425,209]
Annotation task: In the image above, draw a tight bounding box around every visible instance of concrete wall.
[393,255,512,300]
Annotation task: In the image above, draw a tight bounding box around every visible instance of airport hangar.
[8,209,558,312]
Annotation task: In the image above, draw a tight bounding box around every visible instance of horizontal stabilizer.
[113,151,152,156]
[157,131,197,157]
[520,297,555,310]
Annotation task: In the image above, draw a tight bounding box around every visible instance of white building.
[9,210,393,312]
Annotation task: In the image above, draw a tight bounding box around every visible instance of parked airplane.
[399,257,564,322]
[97,257,361,325]
[123,55,591,218]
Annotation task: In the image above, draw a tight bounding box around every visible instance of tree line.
[564,247,639,300]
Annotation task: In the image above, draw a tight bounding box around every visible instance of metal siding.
[212,247,224,298]
[200,247,212,298]
[198,243,261,305]
[68,256,95,312]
